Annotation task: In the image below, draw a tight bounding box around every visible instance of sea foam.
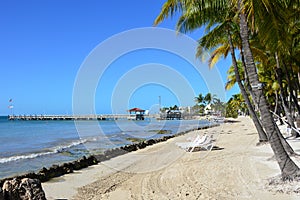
[0,139,87,164]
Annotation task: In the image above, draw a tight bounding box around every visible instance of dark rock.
[16,173,38,181]
[37,168,50,182]
[145,139,156,145]
[94,154,107,162]
[121,144,137,152]
[0,180,4,189]
[137,142,146,149]
[49,164,64,178]
[61,163,73,174]
[2,178,20,200]
[78,156,89,168]
[38,164,67,181]
[72,160,82,170]
[2,178,46,200]
[86,156,98,165]
[69,156,98,171]
[0,187,4,200]
[38,167,47,176]
[18,178,46,200]
[163,135,174,140]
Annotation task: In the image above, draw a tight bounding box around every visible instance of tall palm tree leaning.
[197,1,295,154]
[237,0,299,138]
[154,0,299,180]
[226,28,268,143]
[197,22,269,143]
[237,0,299,178]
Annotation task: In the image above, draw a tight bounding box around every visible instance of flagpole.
[8,99,14,117]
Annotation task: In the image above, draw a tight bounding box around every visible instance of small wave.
[54,139,88,153]
[0,139,87,164]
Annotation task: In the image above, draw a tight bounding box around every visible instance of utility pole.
[158,96,161,113]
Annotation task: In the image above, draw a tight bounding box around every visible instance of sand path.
[43,117,300,199]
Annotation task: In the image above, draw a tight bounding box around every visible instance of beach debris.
[2,178,46,200]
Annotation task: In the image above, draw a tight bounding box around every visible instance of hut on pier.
[128,108,145,120]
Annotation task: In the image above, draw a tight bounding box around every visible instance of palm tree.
[195,93,205,114]
[238,37,297,154]
[195,93,204,105]
[227,30,268,142]
[204,93,212,105]
[211,97,226,116]
[225,62,244,91]
[226,97,239,118]
[176,1,269,143]
[155,0,299,179]
[237,0,299,178]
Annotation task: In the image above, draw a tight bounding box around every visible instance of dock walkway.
[8,114,150,121]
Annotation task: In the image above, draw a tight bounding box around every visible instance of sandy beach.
[42,116,300,199]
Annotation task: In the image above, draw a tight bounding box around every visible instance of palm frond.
[154,0,183,26]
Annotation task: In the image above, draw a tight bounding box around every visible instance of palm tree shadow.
[212,146,224,151]
[224,119,241,123]
[192,146,224,152]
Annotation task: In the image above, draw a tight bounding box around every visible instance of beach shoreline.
[42,116,300,199]
[0,122,218,187]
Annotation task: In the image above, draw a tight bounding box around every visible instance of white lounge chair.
[194,135,214,151]
[176,134,212,152]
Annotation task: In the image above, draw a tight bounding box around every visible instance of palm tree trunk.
[227,28,268,142]
[274,91,278,114]
[240,49,258,111]
[240,44,295,155]
[283,62,300,114]
[238,0,299,179]
[275,53,299,137]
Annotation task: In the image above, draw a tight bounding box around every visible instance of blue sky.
[0,0,238,115]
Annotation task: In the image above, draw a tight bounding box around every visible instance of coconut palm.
[175,1,269,142]
[211,97,226,116]
[195,93,204,105]
[194,93,205,114]
[227,31,268,142]
[237,0,299,178]
[155,0,299,179]
[204,93,212,105]
[225,62,244,91]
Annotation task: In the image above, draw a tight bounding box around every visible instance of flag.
[8,105,14,109]
[9,99,12,102]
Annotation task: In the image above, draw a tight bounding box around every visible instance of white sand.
[42,116,300,199]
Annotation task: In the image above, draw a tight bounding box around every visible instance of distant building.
[204,104,212,115]
[167,110,182,120]
[160,110,182,120]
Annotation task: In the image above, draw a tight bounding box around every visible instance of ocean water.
[0,116,210,179]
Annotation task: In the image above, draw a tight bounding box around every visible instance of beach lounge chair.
[176,134,212,152]
[194,135,214,151]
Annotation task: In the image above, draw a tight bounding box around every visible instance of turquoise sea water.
[0,116,210,179]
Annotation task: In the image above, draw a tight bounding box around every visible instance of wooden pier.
[8,114,154,121]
